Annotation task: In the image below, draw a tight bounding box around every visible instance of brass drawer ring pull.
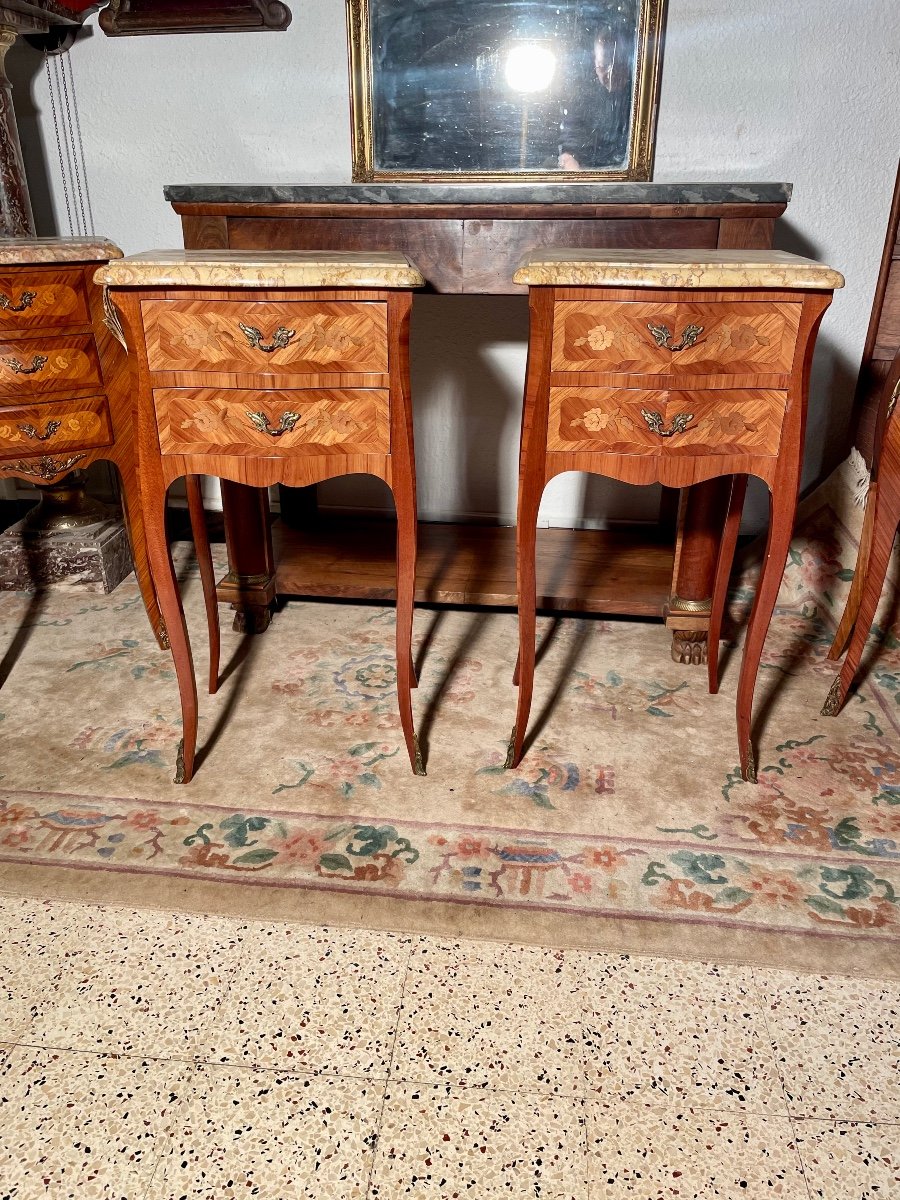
[0,290,36,312]
[647,321,704,351]
[2,353,48,375]
[641,408,695,437]
[246,410,301,438]
[239,322,296,354]
[18,419,61,441]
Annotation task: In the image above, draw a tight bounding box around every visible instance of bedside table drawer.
[550,386,787,457]
[153,387,390,457]
[141,299,389,378]
[0,394,113,459]
[0,334,102,398]
[551,300,802,379]
[0,269,90,330]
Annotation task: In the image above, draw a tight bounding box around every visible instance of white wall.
[11,0,900,528]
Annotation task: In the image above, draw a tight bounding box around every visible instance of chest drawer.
[0,394,113,460]
[0,268,90,330]
[141,299,389,378]
[551,300,802,379]
[549,386,787,457]
[0,334,102,399]
[153,387,390,457]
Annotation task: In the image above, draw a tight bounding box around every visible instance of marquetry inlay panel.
[141,299,389,377]
[549,387,787,457]
[0,395,113,459]
[153,387,390,456]
[0,334,102,398]
[551,300,802,379]
[0,269,91,330]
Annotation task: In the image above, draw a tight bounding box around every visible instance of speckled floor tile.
[580,954,787,1116]
[148,1064,382,1199]
[0,1044,181,1198]
[391,938,585,1094]
[24,907,244,1060]
[794,1119,900,1198]
[196,924,412,1076]
[370,1082,588,1198]
[755,970,900,1120]
[587,1103,809,1197]
[0,899,70,1042]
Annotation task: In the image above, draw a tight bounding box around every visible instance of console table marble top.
[0,237,122,265]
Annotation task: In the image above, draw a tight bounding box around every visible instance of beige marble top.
[0,237,123,265]
[95,250,425,290]
[513,249,844,290]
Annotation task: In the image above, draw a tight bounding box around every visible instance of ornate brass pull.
[887,377,900,421]
[647,321,704,352]
[2,353,48,375]
[641,408,695,438]
[239,322,296,354]
[0,290,36,312]
[18,419,61,442]
[246,410,301,438]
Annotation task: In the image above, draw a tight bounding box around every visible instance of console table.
[167,181,791,662]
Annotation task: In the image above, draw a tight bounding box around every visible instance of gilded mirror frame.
[347,0,667,182]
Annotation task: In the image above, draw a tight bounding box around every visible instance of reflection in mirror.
[349,0,665,180]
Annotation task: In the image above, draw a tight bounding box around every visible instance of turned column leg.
[186,475,220,696]
[735,477,799,782]
[219,481,276,633]
[144,478,199,784]
[708,474,748,695]
[670,476,734,665]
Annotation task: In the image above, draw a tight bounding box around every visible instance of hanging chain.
[43,48,95,238]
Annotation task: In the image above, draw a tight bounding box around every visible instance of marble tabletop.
[0,236,122,265]
[95,249,426,290]
[163,181,793,207]
[513,248,844,290]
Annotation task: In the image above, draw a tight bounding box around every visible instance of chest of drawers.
[0,238,164,646]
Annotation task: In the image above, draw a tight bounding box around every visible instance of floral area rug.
[1,459,898,978]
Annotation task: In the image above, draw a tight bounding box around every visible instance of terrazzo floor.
[0,894,897,1198]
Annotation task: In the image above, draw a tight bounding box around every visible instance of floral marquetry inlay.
[571,406,635,436]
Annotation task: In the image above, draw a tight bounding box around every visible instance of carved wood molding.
[98,0,291,36]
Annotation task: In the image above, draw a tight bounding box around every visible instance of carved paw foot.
[231,604,273,635]
[671,630,708,666]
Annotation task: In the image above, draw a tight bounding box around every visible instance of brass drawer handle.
[246,410,301,438]
[647,321,704,351]
[641,408,695,437]
[18,419,61,441]
[239,322,296,354]
[2,353,48,375]
[0,290,36,312]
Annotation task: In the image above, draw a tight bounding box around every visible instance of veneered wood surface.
[154,387,390,457]
[0,267,90,329]
[141,297,389,376]
[272,519,674,615]
[0,333,101,398]
[0,393,112,457]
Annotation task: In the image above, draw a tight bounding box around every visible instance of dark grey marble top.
[164,181,792,207]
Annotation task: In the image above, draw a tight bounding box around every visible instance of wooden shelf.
[271,518,674,616]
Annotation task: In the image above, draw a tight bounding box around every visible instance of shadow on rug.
[1,459,898,978]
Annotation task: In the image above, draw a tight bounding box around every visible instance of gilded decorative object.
[239,321,296,354]
[887,377,900,421]
[646,321,704,351]
[18,419,61,441]
[412,733,426,777]
[102,286,128,351]
[0,289,35,311]
[2,453,86,480]
[174,738,186,786]
[744,742,757,784]
[821,676,844,717]
[245,410,301,438]
[640,408,694,437]
[2,352,47,375]
[347,0,668,182]
[669,595,713,614]
[504,727,518,770]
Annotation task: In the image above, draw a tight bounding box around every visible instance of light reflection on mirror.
[504,41,558,93]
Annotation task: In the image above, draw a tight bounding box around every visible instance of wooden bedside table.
[0,237,164,646]
[99,249,425,784]
[507,249,843,782]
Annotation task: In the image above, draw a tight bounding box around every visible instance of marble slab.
[163,181,793,207]
[0,236,122,265]
[513,248,844,290]
[95,249,425,289]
